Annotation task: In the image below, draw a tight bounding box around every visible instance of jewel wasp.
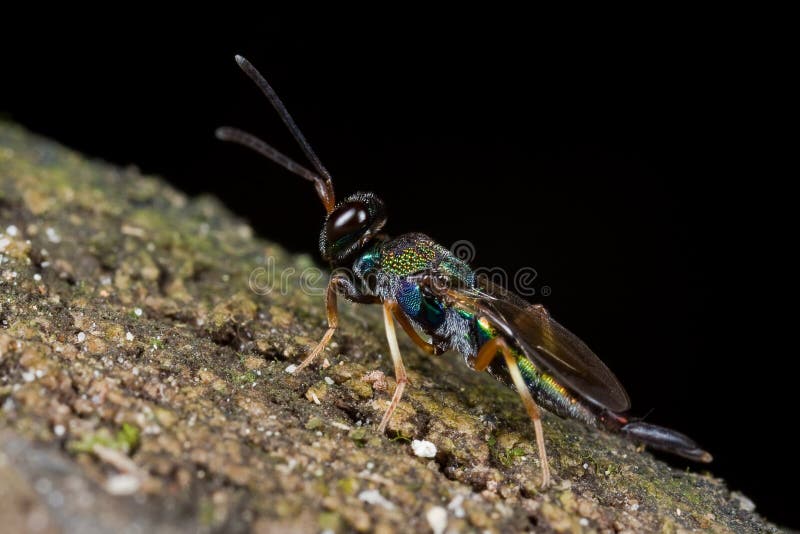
[216,55,712,488]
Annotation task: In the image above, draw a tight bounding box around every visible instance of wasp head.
[320,192,386,265]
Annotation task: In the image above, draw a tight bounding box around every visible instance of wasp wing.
[436,274,631,412]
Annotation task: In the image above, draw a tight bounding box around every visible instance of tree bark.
[0,122,776,532]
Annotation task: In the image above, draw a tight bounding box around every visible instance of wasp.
[217,55,711,488]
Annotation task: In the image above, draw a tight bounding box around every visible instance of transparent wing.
[433,274,631,412]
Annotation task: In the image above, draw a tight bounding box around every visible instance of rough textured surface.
[0,122,779,533]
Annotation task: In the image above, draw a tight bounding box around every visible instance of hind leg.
[475,335,551,488]
[375,301,445,434]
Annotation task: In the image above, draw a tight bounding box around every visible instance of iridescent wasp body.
[217,55,711,487]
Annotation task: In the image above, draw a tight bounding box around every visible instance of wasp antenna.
[216,126,335,213]
[232,55,336,209]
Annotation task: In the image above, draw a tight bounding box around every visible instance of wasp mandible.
[217,55,712,488]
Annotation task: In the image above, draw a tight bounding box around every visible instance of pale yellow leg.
[377,301,409,433]
[475,336,551,488]
[292,277,340,373]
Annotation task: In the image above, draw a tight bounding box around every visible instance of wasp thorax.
[320,192,386,264]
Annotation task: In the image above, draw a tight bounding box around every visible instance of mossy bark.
[0,123,778,533]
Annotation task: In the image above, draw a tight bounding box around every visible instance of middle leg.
[385,300,444,355]
[377,300,410,433]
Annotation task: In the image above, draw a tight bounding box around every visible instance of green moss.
[389,431,412,443]
[348,427,369,446]
[68,423,141,454]
[305,416,324,430]
[318,512,342,531]
[336,477,358,496]
[344,377,373,399]
[227,369,258,385]
[118,423,141,451]
[497,446,527,467]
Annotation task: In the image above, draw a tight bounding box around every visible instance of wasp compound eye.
[326,201,369,243]
[319,192,386,264]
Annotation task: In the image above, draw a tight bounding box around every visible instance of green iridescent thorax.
[377,233,475,284]
[380,236,441,276]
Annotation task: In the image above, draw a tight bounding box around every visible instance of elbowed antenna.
[215,127,334,212]
[215,55,336,213]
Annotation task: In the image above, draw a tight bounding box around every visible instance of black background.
[2,19,791,527]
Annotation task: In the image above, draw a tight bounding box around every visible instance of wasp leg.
[387,301,444,355]
[474,335,551,489]
[293,274,379,373]
[377,300,409,433]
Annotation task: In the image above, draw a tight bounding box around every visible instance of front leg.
[291,273,378,373]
